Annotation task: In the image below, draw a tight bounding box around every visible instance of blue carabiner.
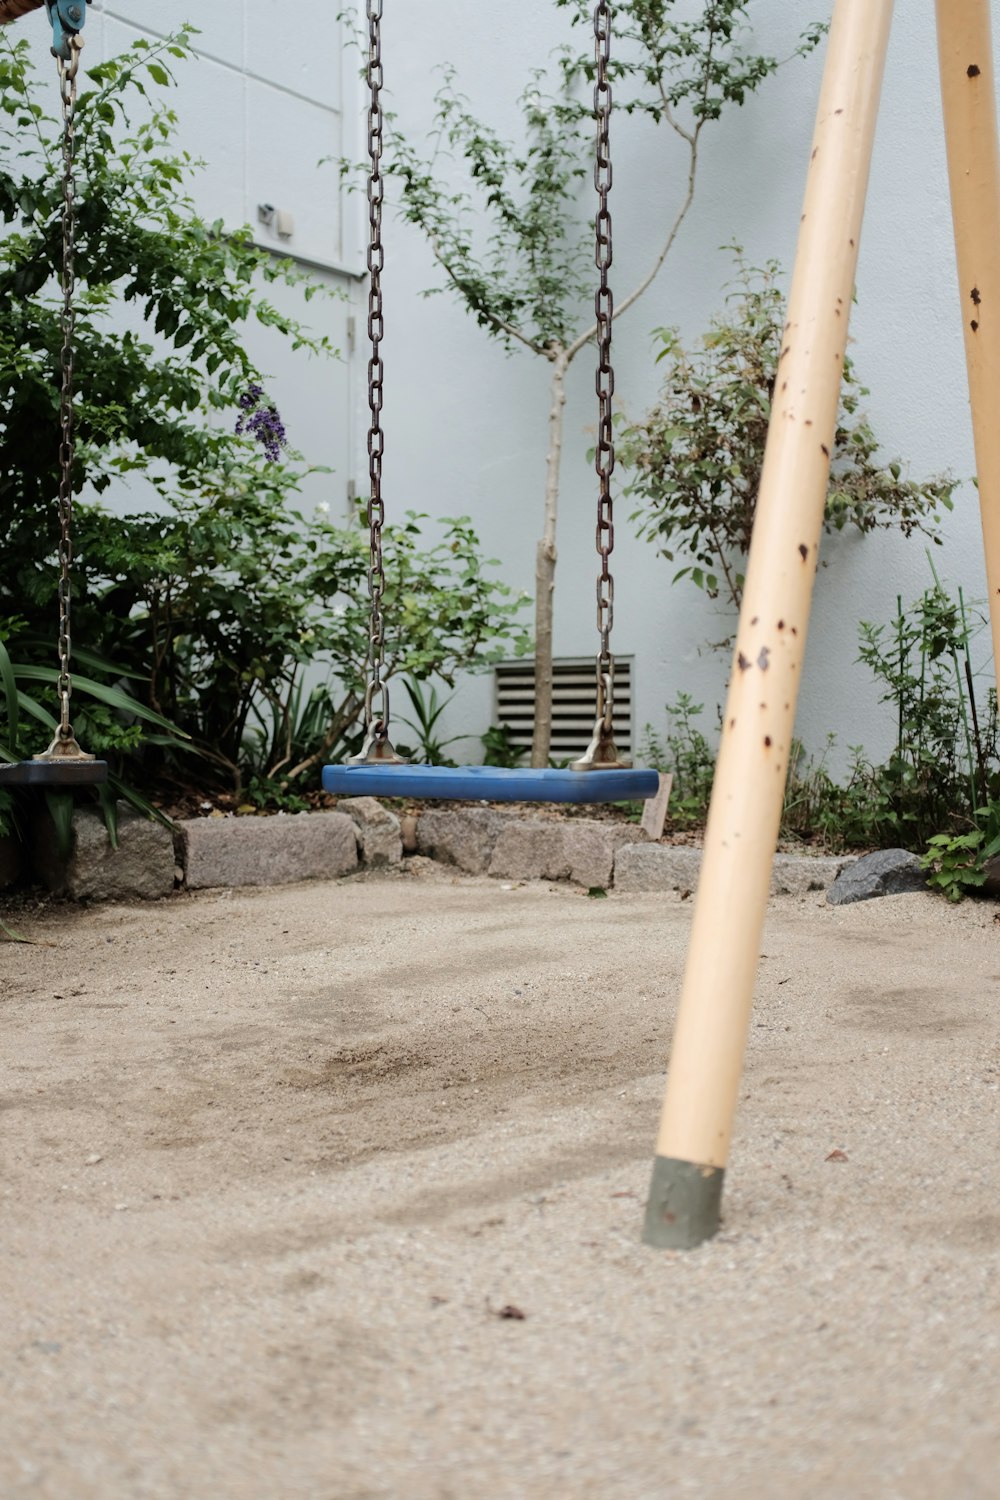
[45,0,87,62]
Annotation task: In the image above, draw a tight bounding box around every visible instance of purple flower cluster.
[236,383,287,462]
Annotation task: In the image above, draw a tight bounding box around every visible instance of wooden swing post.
[936,0,1000,693]
[642,0,896,1250]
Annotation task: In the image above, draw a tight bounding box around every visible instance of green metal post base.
[641,1155,725,1250]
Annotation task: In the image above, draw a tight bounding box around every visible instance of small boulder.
[336,796,402,866]
[613,843,702,893]
[489,822,569,882]
[826,848,926,906]
[32,806,175,900]
[180,810,357,889]
[981,853,1000,900]
[415,808,509,874]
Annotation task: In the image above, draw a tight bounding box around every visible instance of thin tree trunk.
[531,348,568,767]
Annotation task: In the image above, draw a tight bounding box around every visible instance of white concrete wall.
[10,2,996,771]
[373,1,996,771]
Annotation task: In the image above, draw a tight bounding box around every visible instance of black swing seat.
[322,763,658,804]
[0,759,109,787]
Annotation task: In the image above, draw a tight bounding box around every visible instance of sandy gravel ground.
[1,866,998,1500]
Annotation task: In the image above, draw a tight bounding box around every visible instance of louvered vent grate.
[495,657,633,760]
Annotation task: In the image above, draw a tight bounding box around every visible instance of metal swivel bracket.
[45,0,88,61]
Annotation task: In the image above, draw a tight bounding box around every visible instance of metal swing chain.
[54,38,81,745]
[593,0,616,735]
[573,0,627,771]
[349,0,405,765]
[33,29,95,766]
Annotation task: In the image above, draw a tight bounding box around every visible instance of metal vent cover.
[495,657,633,760]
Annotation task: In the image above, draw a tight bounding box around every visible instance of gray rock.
[826,848,926,906]
[772,852,855,896]
[614,842,854,896]
[180,811,357,890]
[613,843,702,893]
[0,835,22,890]
[982,853,1000,900]
[415,808,509,874]
[562,821,640,890]
[486,818,638,888]
[336,796,402,867]
[32,806,175,901]
[489,822,570,882]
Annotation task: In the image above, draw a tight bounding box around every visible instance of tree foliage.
[621,254,957,614]
[381,1,824,357]
[0,28,331,531]
[0,28,529,824]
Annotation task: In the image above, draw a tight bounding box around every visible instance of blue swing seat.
[321,763,659,803]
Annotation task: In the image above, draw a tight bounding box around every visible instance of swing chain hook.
[34,34,96,767]
[573,1,630,773]
[348,0,406,769]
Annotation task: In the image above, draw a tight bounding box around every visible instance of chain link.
[363,0,390,734]
[55,37,82,741]
[592,0,615,730]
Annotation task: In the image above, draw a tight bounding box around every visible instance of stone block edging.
[179,810,359,890]
[9,798,861,901]
[613,841,855,897]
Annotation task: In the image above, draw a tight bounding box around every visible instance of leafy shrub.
[640,693,715,827]
[921,820,1000,902]
[0,29,531,830]
[620,253,956,620]
[642,578,999,858]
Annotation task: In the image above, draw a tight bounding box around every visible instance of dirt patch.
[1,877,998,1499]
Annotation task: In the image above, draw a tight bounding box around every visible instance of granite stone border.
[8,798,867,902]
[31,806,176,902]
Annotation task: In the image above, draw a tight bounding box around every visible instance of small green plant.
[921,820,1000,902]
[641,693,715,827]
[621,254,956,628]
[480,723,526,769]
[0,630,187,842]
[641,570,1000,854]
[395,678,469,767]
[854,577,998,846]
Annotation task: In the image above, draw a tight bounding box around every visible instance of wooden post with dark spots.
[936,0,1000,692]
[643,0,896,1251]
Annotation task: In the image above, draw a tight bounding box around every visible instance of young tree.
[379,1,824,765]
[620,254,956,629]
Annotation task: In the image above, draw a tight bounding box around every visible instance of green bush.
[642,578,999,860]
[0,29,531,832]
[620,253,956,620]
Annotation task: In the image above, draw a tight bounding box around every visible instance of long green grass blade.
[107,773,176,832]
[94,782,120,850]
[43,789,75,862]
[13,665,187,735]
[0,637,19,749]
[16,691,57,728]
[19,637,148,681]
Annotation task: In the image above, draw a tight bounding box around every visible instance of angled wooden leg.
[936,0,1000,692]
[642,0,896,1250]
